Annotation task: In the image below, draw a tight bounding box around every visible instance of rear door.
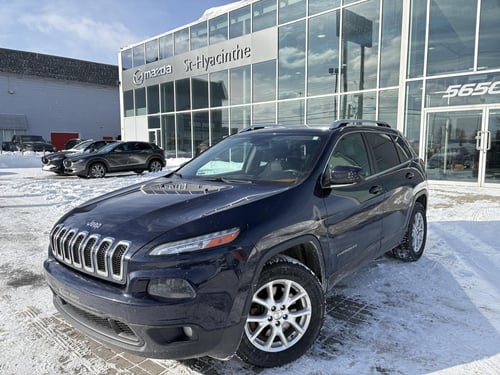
[363,131,419,253]
[323,132,385,281]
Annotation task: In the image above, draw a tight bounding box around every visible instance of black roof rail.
[330,119,391,129]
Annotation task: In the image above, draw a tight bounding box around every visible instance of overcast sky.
[0,0,236,65]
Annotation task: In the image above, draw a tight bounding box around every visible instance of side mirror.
[322,165,365,187]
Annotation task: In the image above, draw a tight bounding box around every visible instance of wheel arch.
[252,235,327,292]
[85,158,109,175]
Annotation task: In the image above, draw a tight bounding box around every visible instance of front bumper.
[43,257,247,360]
[42,163,64,173]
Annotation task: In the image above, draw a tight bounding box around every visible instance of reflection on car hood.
[58,177,289,243]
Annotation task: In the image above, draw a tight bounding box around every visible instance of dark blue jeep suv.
[44,120,428,368]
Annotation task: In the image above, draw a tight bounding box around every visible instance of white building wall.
[0,72,120,141]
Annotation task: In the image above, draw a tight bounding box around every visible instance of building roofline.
[0,48,118,87]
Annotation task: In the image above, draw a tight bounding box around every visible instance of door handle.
[406,172,414,179]
[369,185,383,195]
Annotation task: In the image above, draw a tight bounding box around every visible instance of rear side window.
[364,132,400,173]
[393,136,413,162]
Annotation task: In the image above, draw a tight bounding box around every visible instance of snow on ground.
[0,152,499,375]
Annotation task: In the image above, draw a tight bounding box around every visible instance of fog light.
[183,327,193,338]
[148,278,196,299]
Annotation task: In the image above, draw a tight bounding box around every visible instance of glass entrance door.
[425,110,482,183]
[485,109,500,184]
[425,108,500,185]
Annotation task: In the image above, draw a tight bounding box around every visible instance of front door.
[484,108,500,184]
[424,108,500,185]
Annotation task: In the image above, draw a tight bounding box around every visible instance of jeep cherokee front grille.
[50,224,131,283]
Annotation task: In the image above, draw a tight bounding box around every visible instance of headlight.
[149,227,240,255]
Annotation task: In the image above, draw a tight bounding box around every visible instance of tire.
[148,159,163,172]
[392,202,427,262]
[237,256,324,368]
[88,162,106,178]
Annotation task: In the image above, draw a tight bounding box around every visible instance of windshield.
[98,142,119,153]
[177,132,327,183]
[71,140,94,150]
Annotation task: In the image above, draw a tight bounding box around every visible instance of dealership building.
[119,0,500,186]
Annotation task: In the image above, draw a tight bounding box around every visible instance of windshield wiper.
[202,176,253,184]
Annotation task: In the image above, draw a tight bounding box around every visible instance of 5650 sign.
[442,81,500,98]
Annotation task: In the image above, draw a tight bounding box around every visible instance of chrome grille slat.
[49,225,131,284]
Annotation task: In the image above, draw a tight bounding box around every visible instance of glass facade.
[119,0,500,185]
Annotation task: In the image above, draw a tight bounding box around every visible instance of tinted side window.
[134,143,151,151]
[365,132,400,172]
[393,136,413,162]
[329,133,371,176]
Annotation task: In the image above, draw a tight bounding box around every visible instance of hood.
[58,176,290,244]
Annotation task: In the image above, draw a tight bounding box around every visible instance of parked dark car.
[41,140,115,175]
[62,141,166,178]
[63,138,83,150]
[44,120,428,367]
[10,134,56,152]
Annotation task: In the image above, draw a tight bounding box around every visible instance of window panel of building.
[210,14,228,45]
[279,20,306,99]
[193,111,210,156]
[135,88,146,116]
[478,0,500,70]
[159,34,173,59]
[279,0,306,24]
[210,70,229,107]
[175,79,191,111]
[378,89,398,128]
[308,0,340,15]
[147,85,160,114]
[341,1,380,93]
[162,114,176,157]
[161,82,174,113]
[191,22,207,50]
[192,75,209,110]
[253,60,276,103]
[230,5,251,39]
[211,108,229,143]
[230,105,251,133]
[427,0,476,76]
[122,49,133,70]
[176,113,192,158]
[340,91,376,120]
[306,96,336,124]
[175,28,190,55]
[133,44,145,67]
[307,11,339,96]
[145,39,159,64]
[230,66,251,105]
[407,0,426,78]
[252,0,277,32]
[380,0,402,88]
[278,99,304,124]
[404,81,423,153]
[148,116,160,129]
[252,103,276,124]
[124,90,134,117]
